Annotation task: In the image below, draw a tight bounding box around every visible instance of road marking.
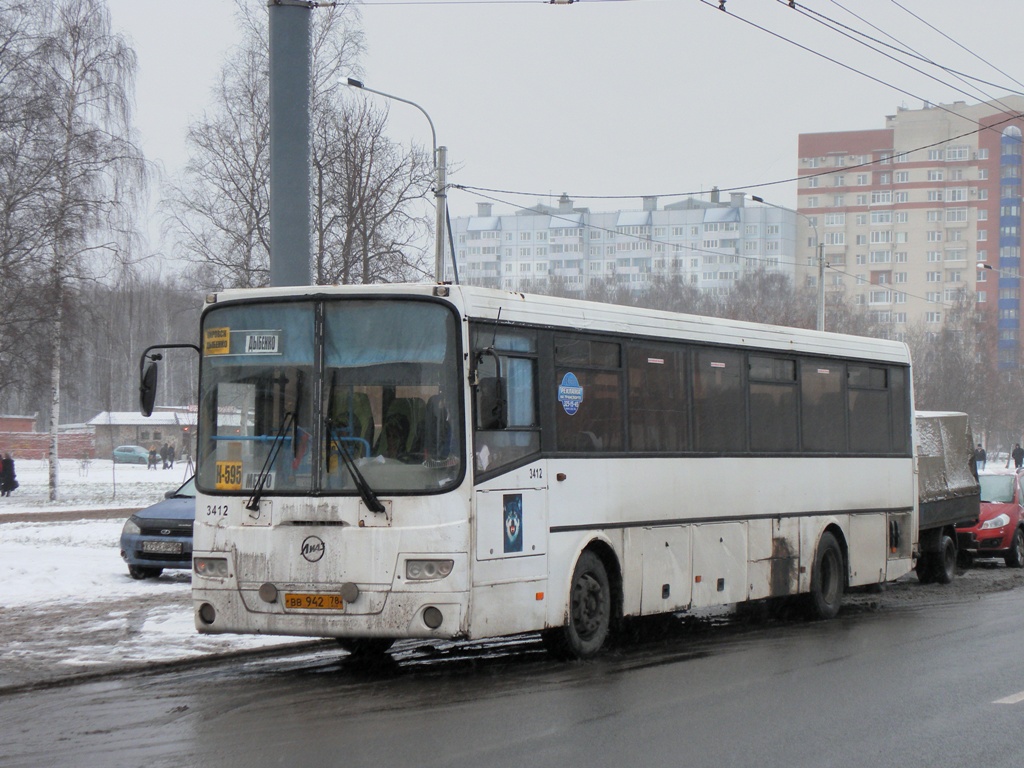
[994,691,1024,705]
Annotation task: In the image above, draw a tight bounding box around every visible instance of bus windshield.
[198,299,463,496]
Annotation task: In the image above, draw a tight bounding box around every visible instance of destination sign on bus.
[244,333,280,354]
[204,327,230,355]
[216,460,243,490]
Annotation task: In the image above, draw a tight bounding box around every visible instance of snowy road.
[0,460,306,691]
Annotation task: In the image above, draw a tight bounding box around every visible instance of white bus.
[175,284,916,659]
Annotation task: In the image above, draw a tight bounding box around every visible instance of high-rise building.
[797,96,1024,367]
[446,191,798,297]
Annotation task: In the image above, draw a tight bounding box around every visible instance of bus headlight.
[405,559,454,580]
[194,557,230,577]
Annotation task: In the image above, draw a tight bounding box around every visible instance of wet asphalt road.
[2,582,1023,768]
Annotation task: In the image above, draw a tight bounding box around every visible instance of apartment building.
[446,191,797,298]
[797,96,1024,368]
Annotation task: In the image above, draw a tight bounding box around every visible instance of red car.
[956,470,1024,567]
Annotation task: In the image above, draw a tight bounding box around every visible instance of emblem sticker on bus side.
[503,493,523,553]
[558,372,583,415]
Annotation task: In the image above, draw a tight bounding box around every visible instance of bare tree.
[313,99,432,284]
[29,0,146,500]
[166,1,432,289]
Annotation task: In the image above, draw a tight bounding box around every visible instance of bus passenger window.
[628,346,689,452]
[693,349,745,453]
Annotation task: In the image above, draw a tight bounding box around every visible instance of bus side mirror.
[140,361,158,417]
[476,377,508,431]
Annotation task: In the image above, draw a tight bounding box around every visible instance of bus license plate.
[142,540,183,555]
[284,593,344,611]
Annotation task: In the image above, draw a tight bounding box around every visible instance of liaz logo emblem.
[301,535,325,563]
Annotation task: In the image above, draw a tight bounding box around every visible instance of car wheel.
[807,532,844,619]
[931,534,956,584]
[542,549,612,660]
[1004,528,1024,568]
[128,565,162,579]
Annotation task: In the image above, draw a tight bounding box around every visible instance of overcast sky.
[105,0,1024,228]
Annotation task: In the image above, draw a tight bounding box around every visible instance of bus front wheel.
[542,550,611,660]
[808,532,844,620]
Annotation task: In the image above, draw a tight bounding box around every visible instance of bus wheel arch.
[542,541,622,660]
[807,527,847,620]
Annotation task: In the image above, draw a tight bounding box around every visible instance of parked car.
[119,476,196,579]
[113,445,150,465]
[956,470,1024,568]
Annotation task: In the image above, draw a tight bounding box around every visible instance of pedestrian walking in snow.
[0,453,18,496]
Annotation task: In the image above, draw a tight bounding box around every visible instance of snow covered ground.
[0,459,305,690]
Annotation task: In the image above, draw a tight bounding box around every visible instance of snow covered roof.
[467,216,501,231]
[549,213,583,228]
[703,207,741,223]
[87,411,196,427]
[616,211,651,227]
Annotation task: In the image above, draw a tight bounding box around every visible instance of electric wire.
[796,0,1022,117]
[701,0,1012,137]
[888,0,1024,95]
[451,109,1024,202]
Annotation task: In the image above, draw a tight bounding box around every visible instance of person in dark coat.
[973,444,987,472]
[0,452,17,496]
[1013,443,1023,469]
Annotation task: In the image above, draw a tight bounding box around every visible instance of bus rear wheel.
[807,532,844,620]
[542,550,611,660]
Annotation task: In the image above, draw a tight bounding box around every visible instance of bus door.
[469,336,547,635]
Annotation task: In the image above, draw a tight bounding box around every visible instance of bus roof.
[205,283,911,365]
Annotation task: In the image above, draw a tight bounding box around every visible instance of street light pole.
[345,78,446,282]
[751,195,826,331]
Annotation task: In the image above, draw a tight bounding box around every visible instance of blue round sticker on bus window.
[558,372,583,415]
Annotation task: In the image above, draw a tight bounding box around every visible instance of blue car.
[119,476,195,579]
[113,445,150,465]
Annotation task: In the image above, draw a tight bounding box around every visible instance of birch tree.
[33,0,146,500]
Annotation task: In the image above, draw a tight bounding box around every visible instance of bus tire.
[932,533,957,583]
[808,532,844,620]
[543,550,611,660]
[338,638,395,656]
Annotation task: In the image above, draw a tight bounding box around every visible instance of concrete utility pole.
[268,0,312,287]
[751,195,826,331]
[344,78,446,283]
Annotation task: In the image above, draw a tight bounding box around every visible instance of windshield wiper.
[245,410,296,513]
[328,419,385,514]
